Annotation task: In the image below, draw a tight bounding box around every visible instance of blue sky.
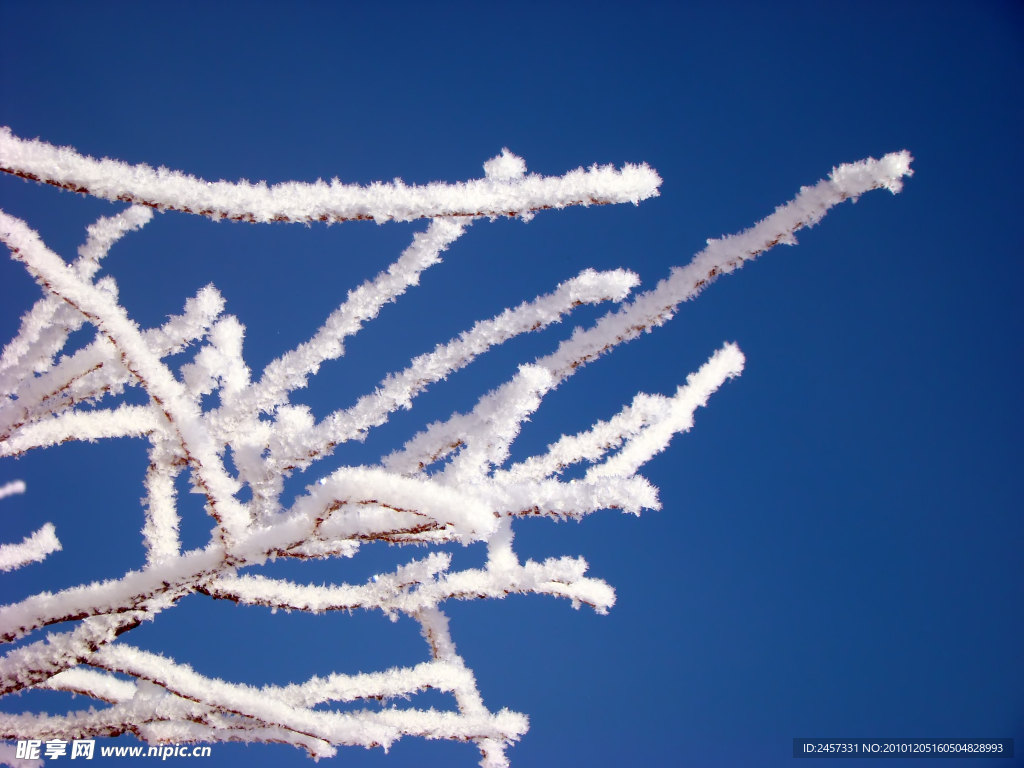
[0,2,1021,766]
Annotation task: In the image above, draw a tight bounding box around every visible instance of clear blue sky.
[0,2,1021,766]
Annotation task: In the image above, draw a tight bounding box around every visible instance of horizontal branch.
[137,719,336,758]
[204,552,451,613]
[206,553,615,616]
[264,659,474,708]
[0,547,223,643]
[1,404,160,457]
[91,644,527,749]
[0,613,143,695]
[18,670,338,757]
[0,127,661,224]
[3,679,334,758]
[40,666,137,704]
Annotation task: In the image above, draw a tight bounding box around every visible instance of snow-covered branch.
[0,129,910,766]
[0,524,60,574]
[0,128,660,224]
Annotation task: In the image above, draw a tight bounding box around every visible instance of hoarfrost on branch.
[0,127,912,766]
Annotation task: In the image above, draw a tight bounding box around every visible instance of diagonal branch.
[0,210,248,542]
[384,152,913,476]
